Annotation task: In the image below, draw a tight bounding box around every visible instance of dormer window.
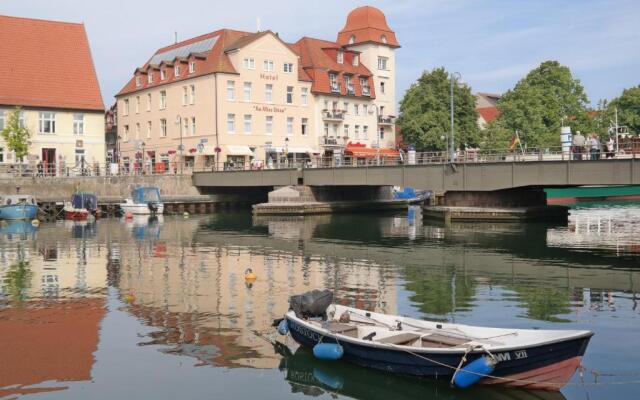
[135,76,141,87]
[175,65,181,77]
[337,51,344,64]
[147,73,153,84]
[381,35,387,44]
[160,69,167,80]
[349,35,355,45]
[189,61,196,73]
[352,55,359,67]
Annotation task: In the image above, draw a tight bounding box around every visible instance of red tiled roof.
[0,15,104,111]
[477,106,500,123]
[294,37,376,98]
[337,6,400,47]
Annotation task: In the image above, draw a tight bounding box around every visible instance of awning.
[266,147,316,154]
[345,146,400,158]
[226,145,254,156]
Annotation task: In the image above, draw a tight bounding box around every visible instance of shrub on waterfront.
[0,107,31,162]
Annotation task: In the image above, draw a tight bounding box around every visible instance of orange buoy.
[125,211,134,219]
[244,268,257,282]
[124,293,136,304]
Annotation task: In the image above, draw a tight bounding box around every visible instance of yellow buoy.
[31,219,40,227]
[183,212,190,218]
[244,268,257,282]
[124,293,136,304]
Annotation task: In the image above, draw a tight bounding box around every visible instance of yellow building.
[0,16,105,174]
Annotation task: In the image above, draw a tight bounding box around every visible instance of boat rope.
[449,345,477,385]
[387,343,640,387]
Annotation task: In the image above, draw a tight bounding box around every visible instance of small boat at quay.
[63,192,100,220]
[119,186,164,215]
[0,195,38,220]
[280,291,593,391]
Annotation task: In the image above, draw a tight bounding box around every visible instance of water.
[1,204,639,399]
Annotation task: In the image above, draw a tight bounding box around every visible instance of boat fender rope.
[450,345,479,386]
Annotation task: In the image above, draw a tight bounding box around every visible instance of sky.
[2,0,639,107]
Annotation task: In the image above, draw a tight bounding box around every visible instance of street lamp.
[368,104,382,165]
[175,115,183,175]
[450,71,462,163]
[285,137,289,167]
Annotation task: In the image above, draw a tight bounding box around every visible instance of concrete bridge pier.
[424,187,568,222]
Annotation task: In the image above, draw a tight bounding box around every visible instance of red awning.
[345,146,400,158]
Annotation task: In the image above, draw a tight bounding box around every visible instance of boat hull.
[64,209,89,221]
[120,202,164,215]
[0,204,38,220]
[545,185,640,205]
[286,317,591,391]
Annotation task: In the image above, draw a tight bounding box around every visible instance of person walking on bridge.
[572,131,586,160]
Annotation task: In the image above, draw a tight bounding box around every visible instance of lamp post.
[284,137,289,168]
[175,115,183,175]
[368,104,381,165]
[450,71,462,163]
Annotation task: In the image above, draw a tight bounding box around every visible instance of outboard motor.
[148,202,159,216]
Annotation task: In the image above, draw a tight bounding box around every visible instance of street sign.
[177,144,185,151]
[200,138,208,144]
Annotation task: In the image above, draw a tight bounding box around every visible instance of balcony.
[378,115,396,125]
[330,82,342,94]
[361,85,371,97]
[346,83,355,96]
[322,110,345,121]
[319,136,342,148]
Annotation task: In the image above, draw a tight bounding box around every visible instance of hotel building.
[116,6,399,171]
[0,16,105,174]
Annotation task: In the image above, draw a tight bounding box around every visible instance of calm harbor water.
[1,203,639,399]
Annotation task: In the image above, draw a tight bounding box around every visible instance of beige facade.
[0,108,105,173]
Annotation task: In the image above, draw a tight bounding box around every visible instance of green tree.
[0,107,31,161]
[397,68,480,151]
[3,260,32,302]
[608,85,640,135]
[491,61,590,149]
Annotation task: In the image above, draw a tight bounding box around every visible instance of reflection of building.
[0,16,105,173]
[105,103,119,163]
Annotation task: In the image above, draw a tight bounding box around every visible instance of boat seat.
[324,322,358,338]
[421,333,469,348]
[376,333,421,346]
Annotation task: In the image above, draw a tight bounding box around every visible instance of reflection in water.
[0,205,638,399]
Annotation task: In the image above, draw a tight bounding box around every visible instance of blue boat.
[120,187,164,215]
[0,195,39,220]
[0,220,38,236]
[282,293,592,391]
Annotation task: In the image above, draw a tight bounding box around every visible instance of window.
[0,110,4,131]
[175,65,181,77]
[343,102,349,113]
[147,73,154,84]
[0,147,3,163]
[147,121,152,138]
[159,90,167,109]
[135,122,140,139]
[182,86,188,105]
[380,81,385,94]
[378,57,388,70]
[329,73,338,92]
[363,125,369,139]
[379,126,385,140]
[332,124,338,136]
[189,61,196,73]
[183,119,189,136]
[301,118,308,136]
[160,119,167,137]
[352,55,359,67]
[284,63,294,73]
[243,82,252,102]
[286,86,293,104]
[123,125,129,141]
[191,117,196,136]
[363,104,367,115]
[345,75,353,94]
[18,112,24,129]
[354,125,360,139]
[190,85,196,104]
[73,114,84,135]
[265,84,273,103]
[349,35,355,44]
[147,93,152,111]
[381,34,388,44]
[354,104,360,116]
[135,96,140,113]
[265,116,273,135]
[332,101,339,111]
[286,117,293,135]
[263,59,274,72]
[344,124,350,138]
[135,76,141,87]
[227,80,235,101]
[39,112,56,134]
[161,69,167,80]
[244,114,252,133]
[227,113,235,133]
[243,57,255,69]
[323,123,329,136]
[123,99,129,115]
[337,51,344,64]
[301,88,308,105]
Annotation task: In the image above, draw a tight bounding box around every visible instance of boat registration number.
[495,350,528,362]
[290,321,323,342]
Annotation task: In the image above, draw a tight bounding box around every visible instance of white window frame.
[0,110,5,131]
[174,65,181,77]
[123,125,129,141]
[301,118,308,136]
[73,114,84,135]
[182,86,188,105]
[191,117,196,136]
[161,69,167,80]
[227,80,235,101]
[286,86,294,104]
[190,85,196,104]
[39,112,56,134]
[343,102,349,113]
[160,118,167,137]
[147,121,152,139]
[265,115,273,135]
[243,114,252,134]
[352,55,359,67]
[301,88,308,105]
[227,113,235,133]
[243,82,252,102]
[243,57,255,69]
[263,59,274,72]
[343,124,350,138]
[135,96,140,114]
[265,84,273,103]
[123,99,129,115]
[189,61,196,73]
[286,117,294,136]
[135,76,141,87]
[147,73,153,84]
[354,104,360,116]
[363,125,369,139]
[283,63,294,73]
[378,56,388,71]
[135,122,140,139]
[159,90,167,110]
[337,51,344,64]
[354,125,360,139]
[380,81,385,94]
[147,93,152,111]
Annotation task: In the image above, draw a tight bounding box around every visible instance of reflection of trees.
[3,260,32,302]
[508,286,572,323]
[403,266,475,320]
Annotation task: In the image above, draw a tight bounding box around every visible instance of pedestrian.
[36,161,43,177]
[588,134,599,160]
[606,136,615,159]
[572,131,585,160]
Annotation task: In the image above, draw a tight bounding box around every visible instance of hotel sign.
[260,73,278,81]
[253,105,285,113]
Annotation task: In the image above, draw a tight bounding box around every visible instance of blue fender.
[313,343,344,361]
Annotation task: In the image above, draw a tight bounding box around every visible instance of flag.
[509,133,520,150]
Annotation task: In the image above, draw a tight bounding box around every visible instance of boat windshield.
[132,187,161,203]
